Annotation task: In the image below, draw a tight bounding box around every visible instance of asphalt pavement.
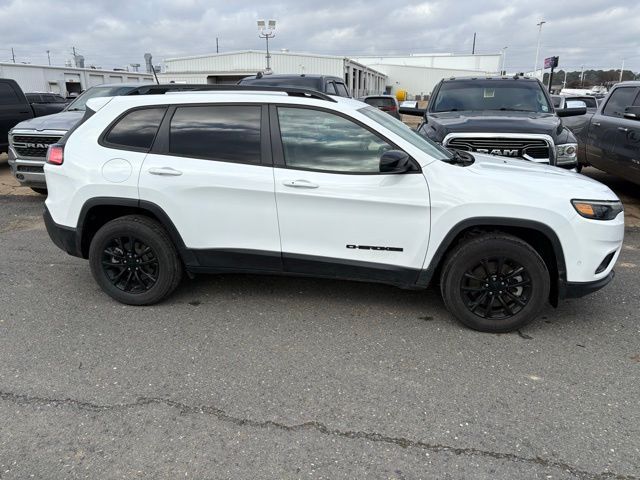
[0,183,639,479]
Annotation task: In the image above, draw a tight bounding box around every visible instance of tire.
[575,163,583,174]
[440,233,550,333]
[89,215,182,305]
[31,187,47,195]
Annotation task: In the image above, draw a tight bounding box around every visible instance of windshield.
[433,80,552,113]
[65,85,135,111]
[359,106,453,161]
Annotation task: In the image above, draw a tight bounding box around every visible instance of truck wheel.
[89,215,182,305]
[31,187,47,195]
[440,233,550,332]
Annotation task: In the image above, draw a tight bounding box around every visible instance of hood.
[466,152,617,199]
[425,110,563,141]
[12,110,84,132]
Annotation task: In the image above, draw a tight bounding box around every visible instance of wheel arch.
[418,217,566,305]
[76,197,195,266]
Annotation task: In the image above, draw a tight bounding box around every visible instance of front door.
[611,91,640,184]
[271,105,431,285]
[139,103,282,271]
[587,86,639,175]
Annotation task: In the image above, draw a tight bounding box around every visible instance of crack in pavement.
[0,390,637,480]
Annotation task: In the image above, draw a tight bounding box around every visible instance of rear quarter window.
[103,107,166,151]
[0,84,21,105]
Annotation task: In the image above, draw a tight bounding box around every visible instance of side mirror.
[557,106,587,117]
[623,106,640,121]
[380,150,413,174]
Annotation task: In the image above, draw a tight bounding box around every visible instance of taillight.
[46,144,64,165]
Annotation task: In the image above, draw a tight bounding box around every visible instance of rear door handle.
[592,122,601,127]
[618,127,629,132]
[282,179,319,189]
[148,167,183,176]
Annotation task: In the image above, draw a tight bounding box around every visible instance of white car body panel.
[44,91,624,290]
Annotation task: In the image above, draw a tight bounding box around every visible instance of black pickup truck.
[0,79,68,154]
[571,81,640,184]
[404,76,586,169]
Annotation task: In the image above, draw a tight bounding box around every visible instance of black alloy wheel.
[101,236,159,294]
[460,256,532,320]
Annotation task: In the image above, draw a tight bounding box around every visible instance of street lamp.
[533,20,546,78]
[257,19,276,74]
[501,46,508,75]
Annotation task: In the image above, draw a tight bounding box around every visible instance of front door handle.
[618,127,629,133]
[282,179,319,189]
[148,167,183,176]
[592,122,601,127]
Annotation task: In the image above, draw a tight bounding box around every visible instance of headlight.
[556,143,578,164]
[571,200,623,220]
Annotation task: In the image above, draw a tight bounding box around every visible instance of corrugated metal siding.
[0,63,153,94]
[164,51,346,77]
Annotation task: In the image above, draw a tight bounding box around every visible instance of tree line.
[541,69,639,89]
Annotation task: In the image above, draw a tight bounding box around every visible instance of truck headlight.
[556,143,578,164]
[572,200,623,220]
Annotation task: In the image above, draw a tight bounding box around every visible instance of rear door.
[0,80,33,149]
[587,86,639,174]
[139,103,282,272]
[611,90,640,183]
[271,104,430,285]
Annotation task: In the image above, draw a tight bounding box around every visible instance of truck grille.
[11,135,63,158]
[445,137,550,160]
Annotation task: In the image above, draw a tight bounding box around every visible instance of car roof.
[442,76,539,82]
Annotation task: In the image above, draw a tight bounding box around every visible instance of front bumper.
[7,147,47,188]
[43,206,82,257]
[560,271,614,299]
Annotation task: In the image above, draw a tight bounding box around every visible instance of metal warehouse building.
[0,63,154,97]
[158,50,387,97]
[158,50,501,98]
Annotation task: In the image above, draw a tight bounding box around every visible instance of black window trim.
[150,102,272,167]
[601,86,640,118]
[99,105,169,153]
[269,103,421,175]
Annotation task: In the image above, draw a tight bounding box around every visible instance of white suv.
[43,87,624,332]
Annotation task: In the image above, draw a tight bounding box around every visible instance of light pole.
[533,20,546,78]
[257,19,276,74]
[501,46,508,75]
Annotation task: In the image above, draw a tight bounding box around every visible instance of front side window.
[603,88,639,117]
[325,82,337,95]
[105,108,166,150]
[277,107,393,173]
[335,83,350,97]
[169,105,261,163]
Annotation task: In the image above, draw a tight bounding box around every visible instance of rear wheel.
[440,233,550,332]
[89,215,182,305]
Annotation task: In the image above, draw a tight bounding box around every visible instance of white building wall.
[352,54,501,74]
[366,64,489,98]
[0,63,153,95]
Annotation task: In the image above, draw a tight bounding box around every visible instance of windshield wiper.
[497,108,536,112]
[66,108,84,111]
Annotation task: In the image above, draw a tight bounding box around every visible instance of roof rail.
[181,85,338,102]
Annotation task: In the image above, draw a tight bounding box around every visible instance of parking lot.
[0,156,639,479]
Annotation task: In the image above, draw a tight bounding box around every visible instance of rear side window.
[335,82,350,97]
[364,97,395,107]
[603,88,639,117]
[104,107,166,150]
[169,105,261,163]
[325,82,337,95]
[0,84,21,105]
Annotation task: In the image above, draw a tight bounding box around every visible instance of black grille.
[12,135,63,158]
[446,137,550,159]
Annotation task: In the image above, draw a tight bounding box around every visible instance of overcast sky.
[1,0,639,73]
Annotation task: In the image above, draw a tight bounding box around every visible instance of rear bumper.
[560,271,614,299]
[43,206,82,257]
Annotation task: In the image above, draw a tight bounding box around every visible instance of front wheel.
[440,233,550,332]
[89,215,182,305]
